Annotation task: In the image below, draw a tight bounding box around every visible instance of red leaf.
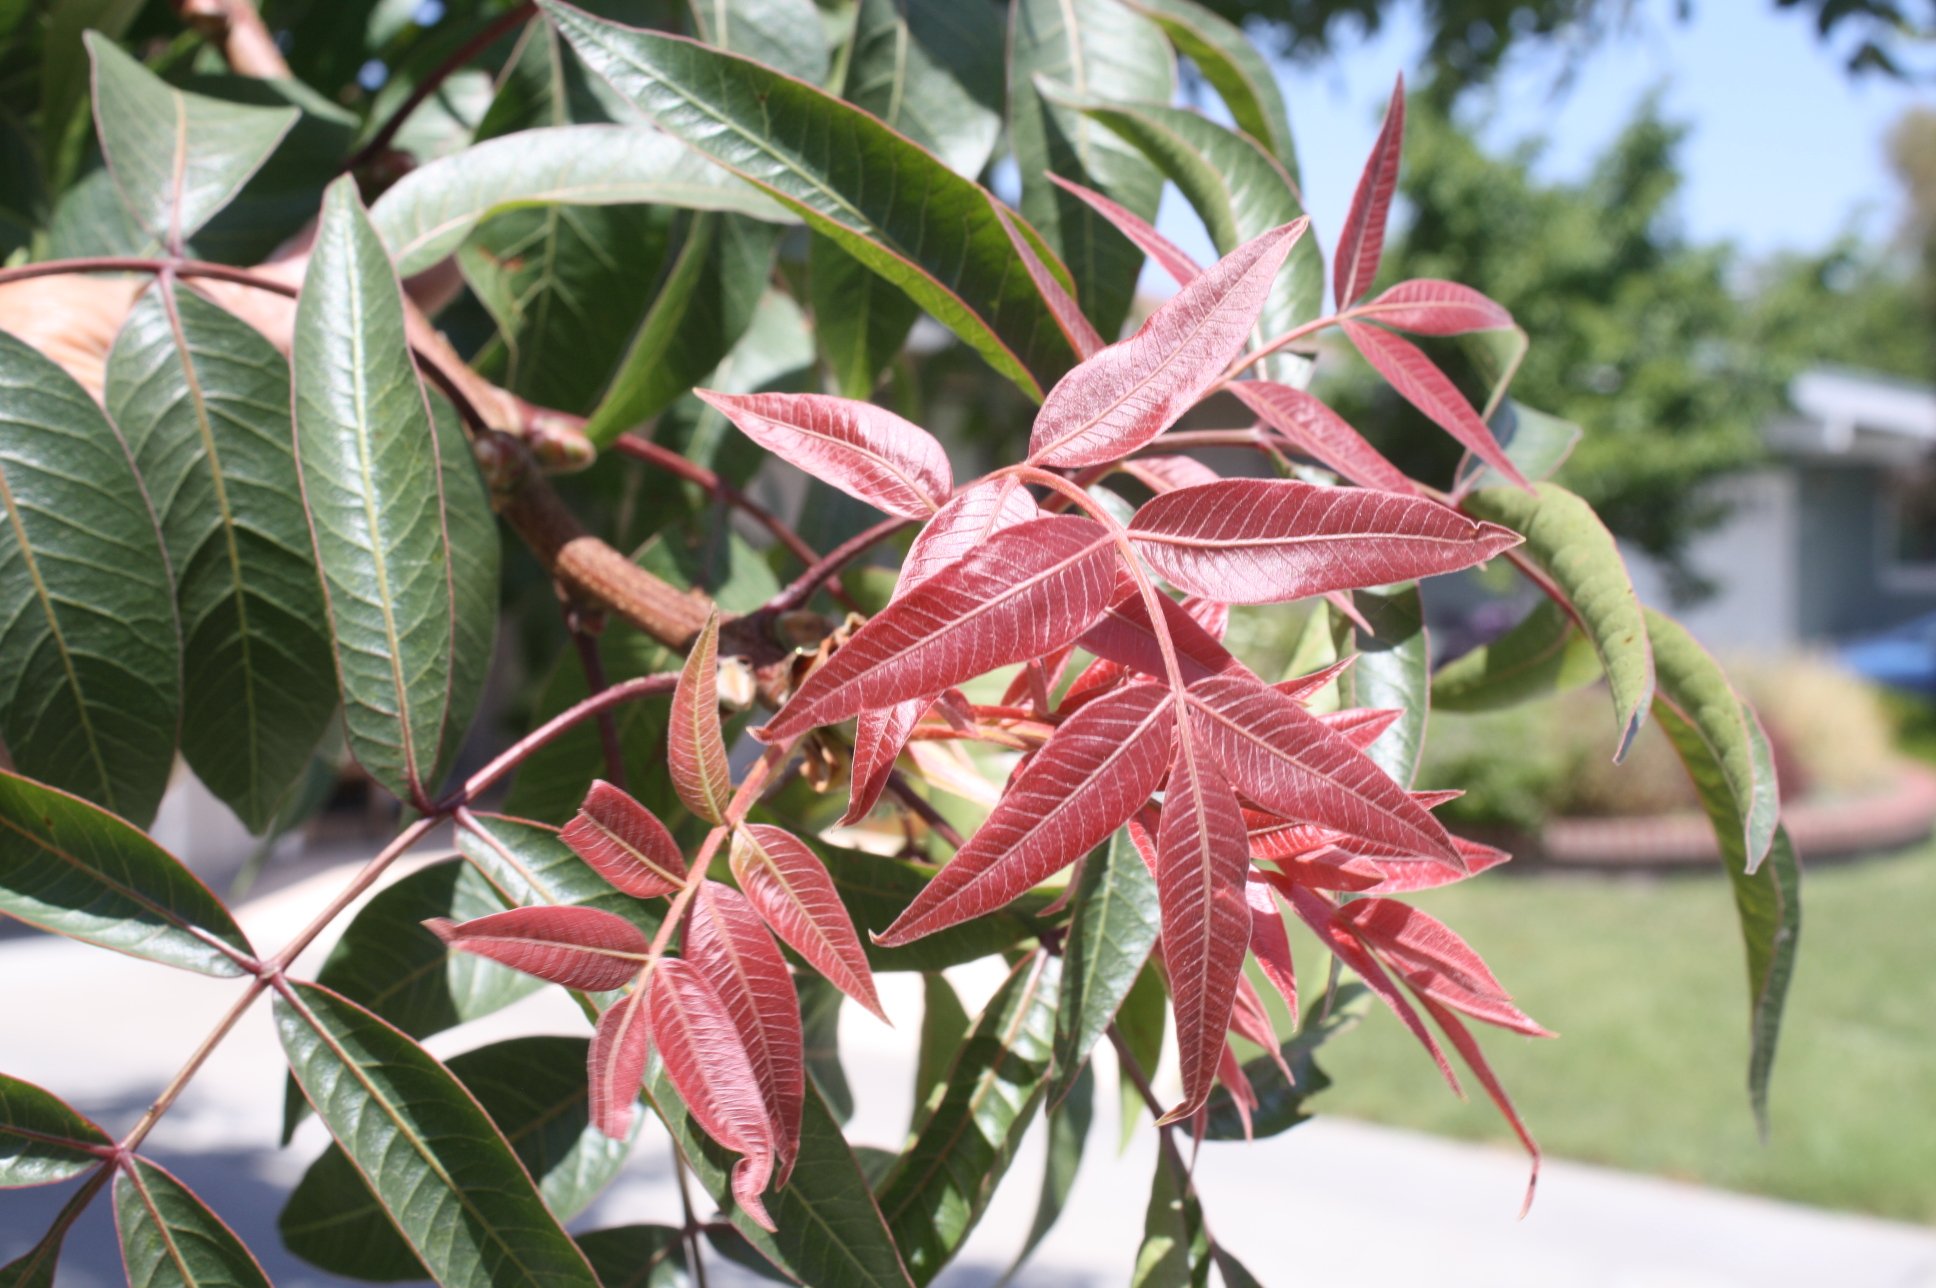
[1230,973,1290,1079]
[760,516,1120,742]
[1352,279,1514,335]
[426,906,648,991]
[669,613,733,824]
[1413,788,1464,810]
[1413,991,1541,1217]
[730,824,886,1022]
[1046,172,1203,287]
[1155,737,1251,1124]
[878,684,1177,945]
[1118,454,1222,494]
[1228,381,1415,494]
[1282,883,1461,1094]
[588,988,651,1139]
[1077,589,1238,685]
[1340,320,1532,491]
[1276,655,1356,702]
[1334,898,1548,1036]
[1246,880,1298,1031]
[562,780,687,898]
[695,388,952,519]
[1185,672,1458,863]
[993,200,1105,359]
[1216,1039,1258,1140]
[1028,222,1307,468]
[845,481,1040,824]
[1334,74,1405,309]
[1130,478,1521,605]
[648,958,778,1231]
[1324,589,1377,636]
[1359,836,1511,894]
[1319,706,1404,749]
[687,880,805,1180]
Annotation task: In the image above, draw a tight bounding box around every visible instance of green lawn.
[1299,842,1936,1224]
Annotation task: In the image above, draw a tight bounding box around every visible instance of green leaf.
[1061,92,1322,386]
[104,281,337,834]
[809,234,921,399]
[1050,828,1159,1105]
[644,1071,915,1287]
[821,846,1051,971]
[1211,1246,1268,1288]
[282,1035,641,1281]
[39,0,144,190]
[456,812,665,935]
[800,975,855,1124]
[1647,609,1795,1132]
[686,0,830,84]
[1002,1064,1092,1284]
[1432,599,1601,712]
[0,1073,110,1188]
[1332,584,1429,786]
[1120,0,1295,175]
[1459,400,1581,491]
[113,1157,270,1288]
[575,1225,690,1286]
[843,0,1004,178]
[0,770,253,975]
[909,972,970,1140]
[0,329,179,827]
[1113,959,1167,1147]
[876,951,1060,1284]
[580,212,779,442]
[293,176,499,804]
[84,34,296,247]
[1010,0,1174,338]
[1463,483,1655,761]
[1131,1152,1209,1288]
[541,0,1079,399]
[1204,981,1368,1140]
[372,123,786,276]
[274,981,599,1287]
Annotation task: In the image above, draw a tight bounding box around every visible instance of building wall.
[1795,464,1936,640]
[1625,469,1798,652]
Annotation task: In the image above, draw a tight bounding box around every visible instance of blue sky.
[1151,2,1933,279]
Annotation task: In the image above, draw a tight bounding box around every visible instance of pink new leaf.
[687,880,806,1180]
[1119,454,1222,495]
[760,516,1120,742]
[1046,172,1202,287]
[588,988,651,1138]
[1231,974,1290,1079]
[1351,279,1515,335]
[669,613,733,824]
[1340,320,1533,491]
[1359,836,1512,894]
[695,389,952,519]
[1246,879,1298,1031]
[993,200,1105,359]
[1334,898,1549,1036]
[648,958,779,1231]
[1216,1040,1258,1140]
[1227,381,1415,494]
[1077,588,1239,684]
[1131,479,1520,605]
[1413,991,1542,1217]
[1186,672,1459,863]
[1320,706,1404,749]
[562,780,687,897]
[1155,737,1251,1124]
[1028,222,1307,468]
[730,825,886,1022]
[1334,74,1405,309]
[1276,655,1356,702]
[426,906,649,992]
[878,684,1176,945]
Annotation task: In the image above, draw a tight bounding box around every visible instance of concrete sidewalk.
[4,856,1934,1286]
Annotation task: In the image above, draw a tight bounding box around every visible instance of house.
[1625,365,1936,654]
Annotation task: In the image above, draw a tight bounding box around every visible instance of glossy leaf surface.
[1029,223,1303,468]
[1121,0,1295,166]
[87,33,296,245]
[1050,827,1160,1104]
[105,280,335,834]
[293,177,498,803]
[1130,479,1518,605]
[1332,584,1430,785]
[0,771,252,975]
[114,1158,271,1288]
[0,330,179,827]
[731,824,885,1020]
[543,0,1078,398]
[824,848,1053,972]
[762,516,1118,741]
[1464,484,1655,759]
[880,683,1175,944]
[843,0,1005,178]
[1431,599,1600,712]
[275,982,598,1286]
[0,1075,109,1189]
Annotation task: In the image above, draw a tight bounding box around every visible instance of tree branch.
[344,3,538,174]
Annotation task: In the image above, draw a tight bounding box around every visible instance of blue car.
[1840,613,1936,694]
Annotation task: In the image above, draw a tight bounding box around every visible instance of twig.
[765,515,912,613]
[671,1148,711,1288]
[1107,1023,1233,1263]
[344,3,538,173]
[883,771,965,849]
[456,671,682,804]
[564,604,628,790]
